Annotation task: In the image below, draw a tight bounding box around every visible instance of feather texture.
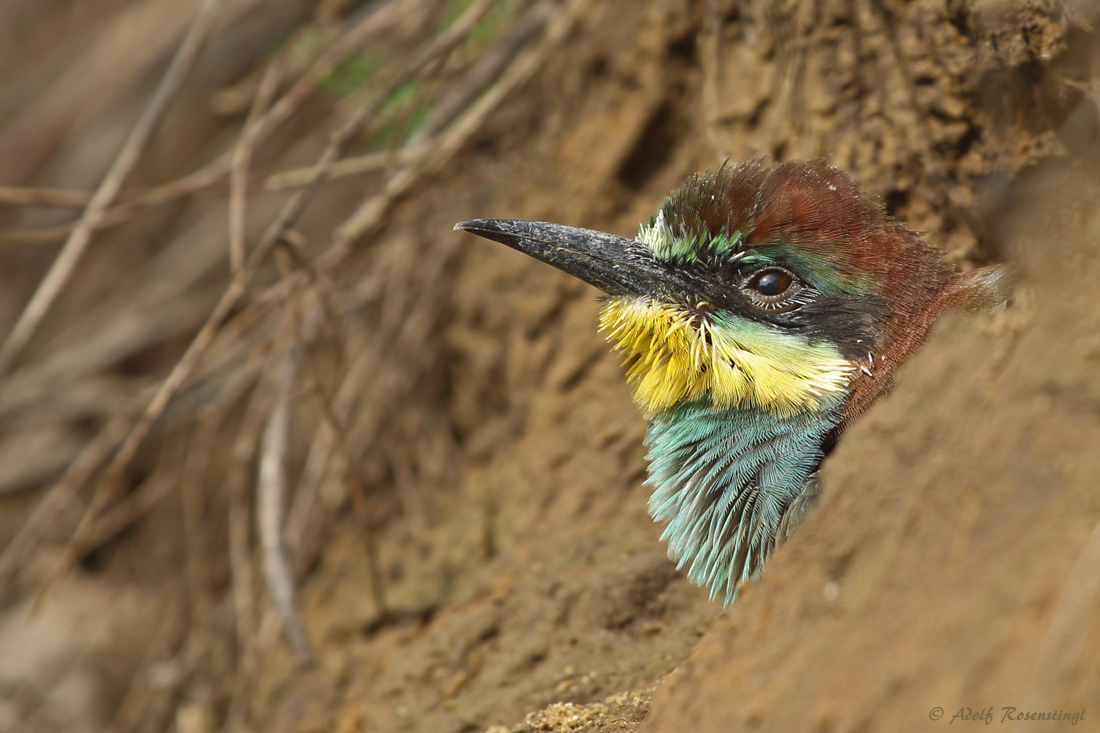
[599,295,852,415]
[646,394,845,604]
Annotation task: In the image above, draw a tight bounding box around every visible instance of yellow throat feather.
[599,296,854,416]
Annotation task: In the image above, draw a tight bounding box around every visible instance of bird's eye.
[741,267,803,312]
[750,269,792,296]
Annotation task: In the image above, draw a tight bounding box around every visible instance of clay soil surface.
[0,1,1099,732]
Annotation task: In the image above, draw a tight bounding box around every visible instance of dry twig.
[229,60,286,273]
[293,313,387,614]
[262,148,420,191]
[0,3,598,729]
[0,186,93,208]
[0,398,145,590]
[38,0,501,601]
[0,156,232,245]
[257,337,314,666]
[0,0,226,374]
[327,0,586,257]
[0,0,408,247]
[227,368,272,660]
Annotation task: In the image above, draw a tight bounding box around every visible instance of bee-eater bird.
[455,158,1009,604]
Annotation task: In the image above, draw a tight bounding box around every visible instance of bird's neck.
[644,393,847,604]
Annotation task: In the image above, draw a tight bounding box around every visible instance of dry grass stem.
[0,158,231,245]
[0,1,618,729]
[106,602,192,733]
[0,0,226,374]
[0,0,404,244]
[0,399,145,590]
[327,0,589,257]
[0,186,93,208]
[262,148,421,191]
[39,0,503,601]
[86,472,176,551]
[258,338,314,666]
[262,0,556,195]
[300,335,387,615]
[181,421,214,623]
[246,0,406,145]
[229,61,286,273]
[409,0,553,147]
[228,370,274,662]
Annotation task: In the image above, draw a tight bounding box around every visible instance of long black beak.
[454,219,671,297]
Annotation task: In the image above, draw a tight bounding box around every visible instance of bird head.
[456,158,1009,601]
